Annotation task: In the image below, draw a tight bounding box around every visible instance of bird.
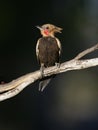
[36,23,62,91]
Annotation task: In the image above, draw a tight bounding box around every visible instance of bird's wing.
[55,38,62,56]
[36,38,40,63]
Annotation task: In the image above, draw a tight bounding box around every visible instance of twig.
[74,43,98,60]
[0,43,98,101]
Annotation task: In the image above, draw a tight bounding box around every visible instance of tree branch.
[0,43,98,101]
[74,43,98,60]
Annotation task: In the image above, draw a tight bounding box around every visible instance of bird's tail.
[39,77,52,91]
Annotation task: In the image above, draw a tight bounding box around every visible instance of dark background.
[0,0,98,130]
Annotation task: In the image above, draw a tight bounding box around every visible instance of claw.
[40,63,44,78]
[55,62,60,68]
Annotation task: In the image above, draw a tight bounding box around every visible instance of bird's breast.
[38,37,60,67]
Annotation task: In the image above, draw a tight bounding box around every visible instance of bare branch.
[0,43,98,101]
[74,43,98,60]
[0,81,32,101]
[0,71,41,93]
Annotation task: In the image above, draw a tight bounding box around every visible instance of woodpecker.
[36,23,62,91]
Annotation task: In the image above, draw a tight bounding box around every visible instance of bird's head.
[36,24,62,37]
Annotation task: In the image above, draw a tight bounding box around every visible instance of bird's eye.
[46,26,49,29]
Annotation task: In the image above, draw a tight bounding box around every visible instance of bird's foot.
[55,62,60,73]
[40,63,45,78]
[55,62,60,68]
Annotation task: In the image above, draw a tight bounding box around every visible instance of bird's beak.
[36,26,43,30]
